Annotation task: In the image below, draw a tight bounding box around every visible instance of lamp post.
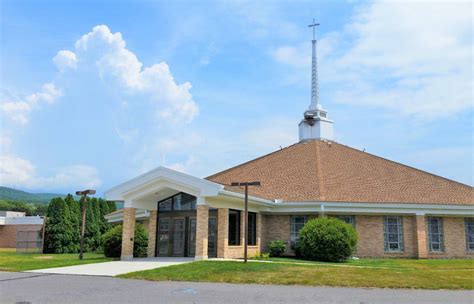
[230,181,261,263]
[75,189,96,260]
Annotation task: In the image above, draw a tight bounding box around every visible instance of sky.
[1,0,472,195]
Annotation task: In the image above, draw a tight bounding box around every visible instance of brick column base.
[415,215,428,259]
[147,210,158,258]
[195,205,209,260]
[121,207,136,260]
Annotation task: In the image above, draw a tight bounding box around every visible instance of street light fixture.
[75,189,96,260]
[229,181,261,263]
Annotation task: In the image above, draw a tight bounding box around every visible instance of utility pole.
[230,181,261,263]
[75,189,96,260]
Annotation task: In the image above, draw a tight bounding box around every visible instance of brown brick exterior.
[147,210,157,257]
[196,205,209,259]
[426,217,473,258]
[262,215,292,255]
[0,224,43,248]
[121,207,136,260]
[259,214,473,259]
[215,208,261,259]
[415,215,428,258]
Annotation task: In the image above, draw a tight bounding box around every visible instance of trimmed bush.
[268,240,286,257]
[101,224,148,258]
[299,218,357,262]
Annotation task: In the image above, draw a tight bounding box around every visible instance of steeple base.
[299,114,334,142]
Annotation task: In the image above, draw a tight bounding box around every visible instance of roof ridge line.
[205,142,301,180]
[315,141,326,200]
[334,142,473,189]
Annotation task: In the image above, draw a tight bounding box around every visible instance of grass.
[0,249,113,271]
[120,258,474,290]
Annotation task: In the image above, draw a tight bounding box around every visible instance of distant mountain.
[0,186,72,204]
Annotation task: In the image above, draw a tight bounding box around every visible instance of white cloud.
[53,50,77,71]
[64,25,198,123]
[272,1,472,119]
[0,154,101,190]
[0,82,61,125]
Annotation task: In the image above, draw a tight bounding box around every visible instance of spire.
[299,19,334,142]
[308,19,320,110]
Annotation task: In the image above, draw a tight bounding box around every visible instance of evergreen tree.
[64,194,80,253]
[44,197,77,253]
[98,198,111,235]
[107,200,117,213]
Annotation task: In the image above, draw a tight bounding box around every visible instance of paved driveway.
[27,257,193,276]
[1,271,472,304]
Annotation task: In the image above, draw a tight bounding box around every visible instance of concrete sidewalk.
[27,257,193,276]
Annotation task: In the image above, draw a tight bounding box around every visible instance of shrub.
[101,224,148,258]
[260,252,270,260]
[298,218,357,262]
[268,240,286,257]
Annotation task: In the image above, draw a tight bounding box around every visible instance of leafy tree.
[102,224,148,258]
[298,218,358,262]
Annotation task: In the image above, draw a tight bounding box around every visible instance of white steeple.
[299,19,334,142]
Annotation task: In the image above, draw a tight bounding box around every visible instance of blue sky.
[1,0,472,195]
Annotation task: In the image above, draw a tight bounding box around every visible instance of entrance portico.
[105,167,269,261]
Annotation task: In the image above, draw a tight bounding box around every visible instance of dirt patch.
[34,256,54,260]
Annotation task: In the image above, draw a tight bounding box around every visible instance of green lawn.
[120,258,474,290]
[0,250,113,271]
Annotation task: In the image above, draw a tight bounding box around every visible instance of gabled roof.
[206,140,473,205]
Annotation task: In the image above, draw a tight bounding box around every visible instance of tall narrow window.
[466,218,474,252]
[290,216,308,248]
[228,210,241,246]
[427,217,444,252]
[247,212,257,246]
[384,216,404,252]
[336,215,356,228]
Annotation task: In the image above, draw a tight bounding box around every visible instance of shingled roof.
[206,140,473,205]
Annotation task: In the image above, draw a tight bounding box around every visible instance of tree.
[102,224,148,258]
[44,197,77,253]
[64,194,80,252]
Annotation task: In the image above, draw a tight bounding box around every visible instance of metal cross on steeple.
[308,19,320,110]
[308,19,320,41]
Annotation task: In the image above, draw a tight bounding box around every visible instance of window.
[158,198,172,211]
[466,219,474,252]
[173,193,196,211]
[247,212,257,246]
[228,210,241,245]
[336,215,355,227]
[384,216,404,252]
[158,193,196,212]
[427,217,444,252]
[290,216,308,248]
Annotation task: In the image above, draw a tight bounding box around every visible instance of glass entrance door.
[172,219,185,256]
[187,218,196,256]
[157,219,170,257]
[208,218,217,257]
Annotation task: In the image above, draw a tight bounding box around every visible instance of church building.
[105,22,473,261]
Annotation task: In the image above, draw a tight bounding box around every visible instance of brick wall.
[261,215,292,255]
[354,215,416,258]
[260,214,473,259]
[427,217,473,259]
[121,207,136,260]
[0,224,43,248]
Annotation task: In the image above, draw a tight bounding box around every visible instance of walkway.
[1,271,472,304]
[27,257,193,276]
